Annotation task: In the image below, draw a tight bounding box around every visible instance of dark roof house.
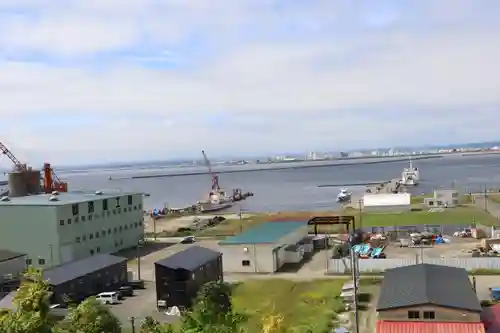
[155,246,221,271]
[377,263,481,312]
[43,254,127,285]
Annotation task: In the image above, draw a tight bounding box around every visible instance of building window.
[88,201,95,213]
[138,204,142,210]
[408,311,420,319]
[38,258,46,265]
[115,197,121,208]
[71,204,79,216]
[108,228,112,234]
[75,237,81,243]
[95,232,99,238]
[102,229,107,237]
[133,205,137,211]
[103,199,108,211]
[242,260,251,266]
[423,311,435,319]
[81,215,86,222]
[59,219,64,226]
[67,218,72,225]
[90,249,94,255]
[74,216,79,223]
[128,195,133,205]
[26,259,32,265]
[89,234,94,240]
[96,247,101,253]
[112,209,116,215]
[82,235,86,241]
[124,207,128,212]
[88,214,92,221]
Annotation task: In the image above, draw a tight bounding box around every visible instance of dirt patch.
[383,236,481,259]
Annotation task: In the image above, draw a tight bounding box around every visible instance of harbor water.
[52,154,500,213]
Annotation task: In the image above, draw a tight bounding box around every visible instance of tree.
[56,297,121,333]
[0,267,53,333]
[181,281,245,333]
[139,316,174,333]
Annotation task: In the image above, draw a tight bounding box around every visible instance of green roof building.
[0,191,144,268]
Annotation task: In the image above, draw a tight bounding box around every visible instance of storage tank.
[8,171,29,197]
[25,169,42,194]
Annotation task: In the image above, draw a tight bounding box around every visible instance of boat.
[337,188,352,203]
[401,157,419,186]
[199,201,233,213]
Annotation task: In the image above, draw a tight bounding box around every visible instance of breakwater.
[112,155,442,180]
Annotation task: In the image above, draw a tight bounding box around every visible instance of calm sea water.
[57,154,500,213]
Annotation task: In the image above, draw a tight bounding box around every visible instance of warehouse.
[0,191,144,268]
[376,263,484,333]
[42,253,128,304]
[218,221,309,273]
[363,193,411,213]
[155,246,222,309]
[0,249,27,292]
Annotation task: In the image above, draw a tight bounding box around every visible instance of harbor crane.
[201,150,220,191]
[0,140,68,193]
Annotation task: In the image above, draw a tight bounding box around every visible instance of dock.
[342,178,403,210]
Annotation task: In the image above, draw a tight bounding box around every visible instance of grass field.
[231,279,345,333]
[488,194,500,204]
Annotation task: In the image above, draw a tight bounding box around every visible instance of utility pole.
[136,242,141,280]
[484,186,488,212]
[350,249,360,333]
[358,199,363,229]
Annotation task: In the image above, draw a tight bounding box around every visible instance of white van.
[95,292,119,305]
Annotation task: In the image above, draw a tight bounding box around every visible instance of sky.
[0,0,499,166]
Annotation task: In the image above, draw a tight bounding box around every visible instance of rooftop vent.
[51,191,60,196]
[0,196,10,202]
[48,195,59,201]
[95,190,103,195]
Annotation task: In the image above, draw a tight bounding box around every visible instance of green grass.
[231,279,345,333]
[358,207,499,227]
[488,194,500,204]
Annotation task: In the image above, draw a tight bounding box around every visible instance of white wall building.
[362,193,411,212]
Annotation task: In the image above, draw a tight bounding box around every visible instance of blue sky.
[0,0,499,166]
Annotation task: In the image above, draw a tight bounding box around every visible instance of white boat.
[337,188,352,202]
[401,157,419,186]
[198,189,233,212]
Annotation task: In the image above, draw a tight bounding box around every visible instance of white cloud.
[0,0,499,164]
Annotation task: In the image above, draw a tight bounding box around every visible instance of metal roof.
[0,191,141,206]
[43,254,127,285]
[219,221,307,245]
[377,263,481,312]
[0,249,25,263]
[376,321,485,333]
[155,246,221,271]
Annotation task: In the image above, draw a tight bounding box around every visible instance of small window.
[138,204,142,210]
[103,199,108,211]
[75,237,81,243]
[88,201,95,213]
[102,229,107,237]
[38,258,46,265]
[112,209,116,215]
[408,311,420,319]
[26,259,32,265]
[81,215,86,222]
[95,232,99,238]
[89,234,94,240]
[423,311,435,319]
[124,207,128,212]
[90,249,94,255]
[242,260,251,266]
[96,247,101,253]
[71,204,79,216]
[115,197,121,208]
[88,215,92,221]
[74,216,79,223]
[108,228,112,234]
[127,195,133,205]
[59,219,64,226]
[67,218,72,225]
[133,205,137,211]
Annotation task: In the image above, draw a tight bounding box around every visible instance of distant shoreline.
[117,155,442,180]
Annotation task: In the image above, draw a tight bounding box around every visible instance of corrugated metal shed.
[376,321,485,333]
[155,246,221,271]
[377,263,481,312]
[219,221,307,245]
[43,254,127,285]
[363,193,411,207]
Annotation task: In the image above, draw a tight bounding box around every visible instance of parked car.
[95,292,119,305]
[180,236,196,244]
[117,285,134,299]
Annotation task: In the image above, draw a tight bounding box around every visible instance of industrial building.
[376,263,484,333]
[362,193,411,212]
[0,191,144,268]
[155,246,222,309]
[424,189,460,208]
[218,221,310,273]
[0,249,27,292]
[42,253,128,304]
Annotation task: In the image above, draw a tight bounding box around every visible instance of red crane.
[201,150,220,191]
[0,140,68,193]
